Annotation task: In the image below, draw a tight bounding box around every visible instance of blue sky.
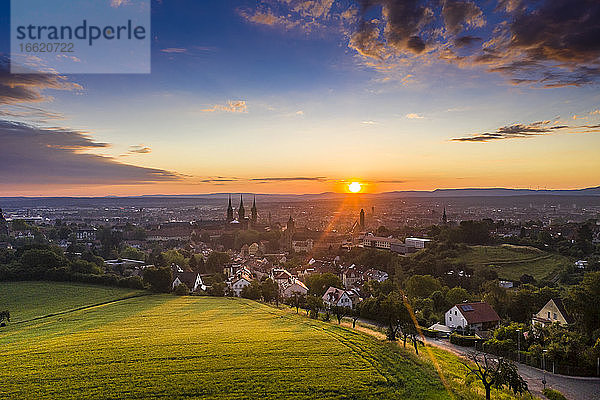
[0,0,599,196]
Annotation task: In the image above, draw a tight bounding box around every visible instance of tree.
[173,283,189,295]
[331,305,350,324]
[241,280,262,300]
[261,278,279,303]
[289,293,306,313]
[143,266,172,293]
[205,252,230,273]
[207,282,226,297]
[350,302,362,328]
[462,353,528,400]
[69,259,103,275]
[404,275,442,299]
[445,286,470,306]
[305,273,342,297]
[0,310,10,325]
[19,248,65,277]
[120,246,146,261]
[306,295,323,319]
[379,292,411,341]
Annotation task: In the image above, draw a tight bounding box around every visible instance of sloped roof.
[455,302,500,324]
[548,298,574,324]
[322,286,346,304]
[174,272,199,289]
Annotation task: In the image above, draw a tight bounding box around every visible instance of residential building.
[172,272,206,292]
[532,299,574,328]
[322,286,354,309]
[445,302,500,332]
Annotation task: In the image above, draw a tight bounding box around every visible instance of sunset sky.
[1,0,599,196]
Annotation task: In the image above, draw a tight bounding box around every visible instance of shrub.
[542,388,567,400]
[174,283,189,296]
[450,333,477,347]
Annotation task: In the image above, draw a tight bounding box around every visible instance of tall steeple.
[238,194,245,220]
[442,207,448,225]
[251,195,257,224]
[359,208,365,230]
[226,194,234,222]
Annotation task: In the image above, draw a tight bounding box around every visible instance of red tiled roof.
[456,302,500,324]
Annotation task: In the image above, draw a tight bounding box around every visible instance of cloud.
[452,119,599,142]
[128,145,152,154]
[406,113,424,119]
[201,100,247,113]
[0,57,82,105]
[161,48,188,54]
[244,0,600,87]
[251,177,327,182]
[0,120,179,185]
[442,0,485,35]
[361,120,377,124]
[295,110,304,115]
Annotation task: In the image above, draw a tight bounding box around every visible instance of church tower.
[251,195,257,224]
[226,194,234,222]
[442,207,448,225]
[238,194,245,220]
[359,208,365,231]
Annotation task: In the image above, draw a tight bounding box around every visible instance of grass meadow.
[451,244,571,281]
[0,282,531,399]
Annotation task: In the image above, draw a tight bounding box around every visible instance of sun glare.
[348,182,362,193]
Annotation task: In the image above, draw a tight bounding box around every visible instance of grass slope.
[0,284,453,400]
[452,245,571,281]
[0,281,145,322]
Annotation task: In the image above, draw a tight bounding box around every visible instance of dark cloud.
[245,0,600,87]
[453,35,482,48]
[0,120,179,185]
[442,0,485,35]
[353,0,434,55]
[0,57,81,105]
[452,120,598,142]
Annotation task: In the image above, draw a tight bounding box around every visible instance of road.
[425,338,600,400]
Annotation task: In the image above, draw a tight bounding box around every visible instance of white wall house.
[445,302,500,332]
[230,277,252,297]
[281,280,308,298]
[322,286,354,309]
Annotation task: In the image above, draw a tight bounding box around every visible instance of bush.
[542,388,567,400]
[450,333,477,347]
[174,283,189,296]
[420,327,439,338]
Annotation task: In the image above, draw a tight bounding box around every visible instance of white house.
[292,239,314,253]
[172,272,206,292]
[405,237,432,249]
[230,277,252,297]
[322,286,354,309]
[445,302,500,332]
[281,279,308,298]
[574,260,588,269]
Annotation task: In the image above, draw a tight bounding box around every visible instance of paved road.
[425,338,600,400]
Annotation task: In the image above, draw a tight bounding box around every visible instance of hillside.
[0,282,531,399]
[451,245,572,282]
[0,281,145,322]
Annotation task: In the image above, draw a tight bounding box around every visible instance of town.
[1,192,599,399]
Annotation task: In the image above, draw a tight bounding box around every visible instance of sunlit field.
[0,283,454,400]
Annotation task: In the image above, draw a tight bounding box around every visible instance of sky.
[0,0,599,196]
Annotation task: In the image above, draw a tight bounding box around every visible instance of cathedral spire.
[238,194,245,220]
[251,195,257,224]
[226,194,234,222]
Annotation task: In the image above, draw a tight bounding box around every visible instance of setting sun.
[348,182,362,193]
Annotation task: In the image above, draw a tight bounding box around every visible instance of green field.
[0,281,145,322]
[0,282,526,399]
[452,244,572,281]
